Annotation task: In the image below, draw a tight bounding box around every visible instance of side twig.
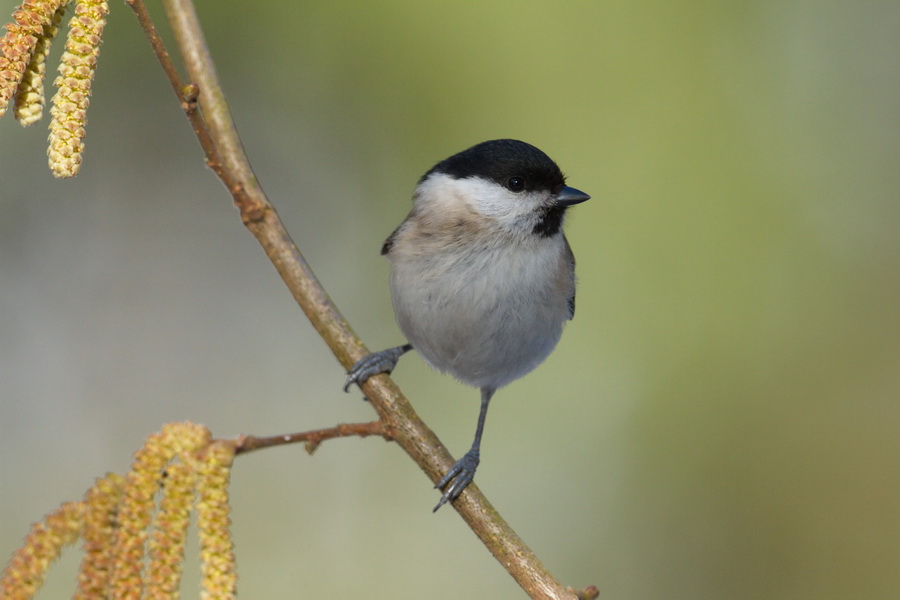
[124,0,219,168]
[233,421,390,456]
[126,1,590,598]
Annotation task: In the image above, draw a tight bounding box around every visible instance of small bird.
[344,139,589,511]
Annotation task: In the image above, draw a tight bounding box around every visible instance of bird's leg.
[343,343,413,392]
[433,387,495,512]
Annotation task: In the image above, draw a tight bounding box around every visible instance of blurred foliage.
[1,1,898,599]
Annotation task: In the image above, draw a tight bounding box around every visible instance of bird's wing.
[564,236,576,320]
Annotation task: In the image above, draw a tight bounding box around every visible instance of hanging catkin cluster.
[0,0,109,177]
[0,422,238,600]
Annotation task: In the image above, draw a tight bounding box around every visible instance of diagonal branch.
[127,1,592,598]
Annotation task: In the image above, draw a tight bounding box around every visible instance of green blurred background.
[2,1,899,598]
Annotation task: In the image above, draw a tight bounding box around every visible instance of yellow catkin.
[145,460,195,600]
[109,422,212,600]
[109,428,179,599]
[0,0,66,117]
[145,422,211,599]
[0,499,85,600]
[13,2,66,125]
[196,441,238,600]
[0,424,216,600]
[74,472,125,600]
[47,0,108,177]
[163,421,213,457]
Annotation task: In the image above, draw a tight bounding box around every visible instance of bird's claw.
[433,448,480,512]
[343,345,411,392]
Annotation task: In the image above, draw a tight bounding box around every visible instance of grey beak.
[556,186,591,207]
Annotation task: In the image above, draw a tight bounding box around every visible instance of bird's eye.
[507,176,526,192]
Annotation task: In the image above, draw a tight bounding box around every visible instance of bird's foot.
[343,344,412,392]
[433,448,480,512]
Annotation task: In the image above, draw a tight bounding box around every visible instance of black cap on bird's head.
[425,139,556,193]
[426,139,564,190]
[425,139,589,205]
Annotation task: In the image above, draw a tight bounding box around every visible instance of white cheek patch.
[413,172,467,214]
[415,173,547,228]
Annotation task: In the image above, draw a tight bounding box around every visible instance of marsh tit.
[344,139,589,511]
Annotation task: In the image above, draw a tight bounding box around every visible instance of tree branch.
[127,1,591,598]
[124,0,219,169]
[232,421,390,456]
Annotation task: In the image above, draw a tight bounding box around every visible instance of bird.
[344,139,589,511]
